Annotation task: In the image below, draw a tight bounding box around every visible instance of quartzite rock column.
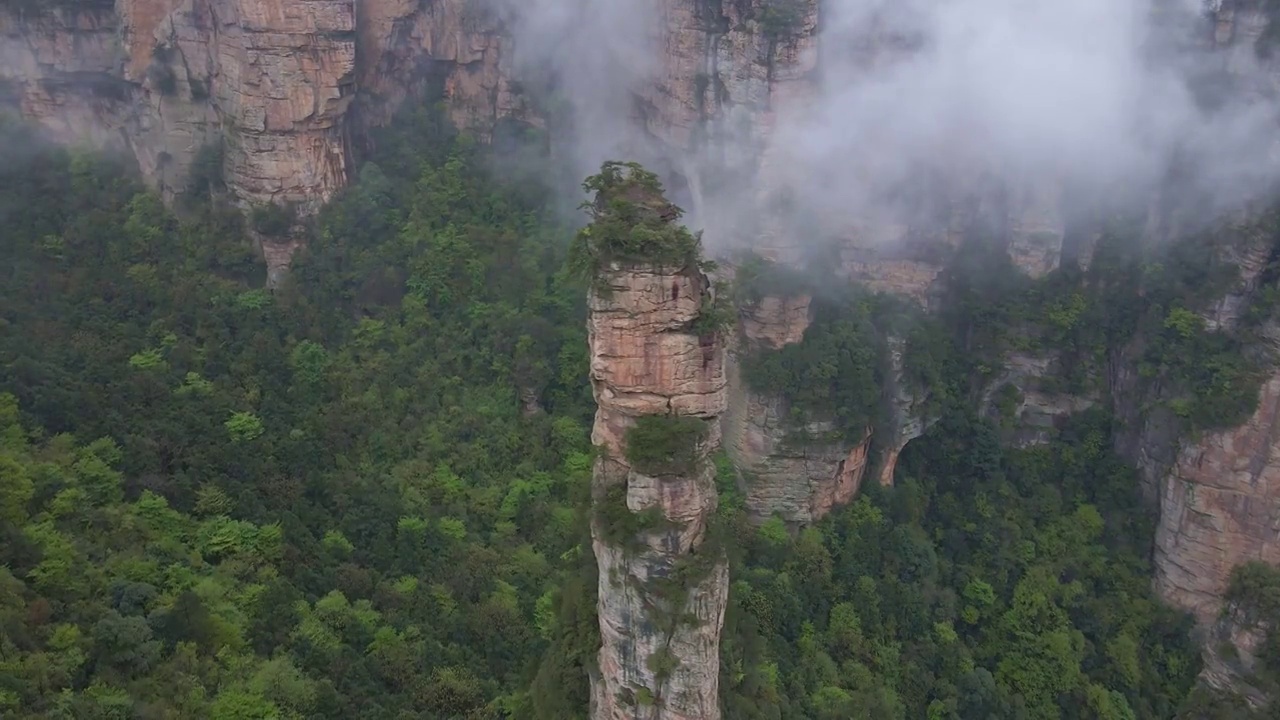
[584,182,729,719]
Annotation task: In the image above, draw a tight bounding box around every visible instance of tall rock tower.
[577,162,729,720]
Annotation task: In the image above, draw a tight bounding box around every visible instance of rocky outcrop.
[0,3,131,150]
[0,0,815,228]
[875,335,935,486]
[724,375,873,524]
[1124,187,1280,605]
[1202,589,1275,706]
[723,293,874,524]
[1153,368,1280,627]
[588,262,729,720]
[354,0,533,137]
[0,0,525,216]
[641,0,818,174]
[2,0,354,211]
[738,294,811,349]
[838,225,954,307]
[980,352,1097,448]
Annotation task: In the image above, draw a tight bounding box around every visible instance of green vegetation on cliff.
[736,253,954,446]
[567,161,705,281]
[624,415,710,476]
[0,101,1275,720]
[741,289,887,443]
[937,220,1267,433]
[723,213,1280,718]
[1178,562,1280,717]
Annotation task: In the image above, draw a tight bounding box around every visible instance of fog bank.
[496,0,1280,243]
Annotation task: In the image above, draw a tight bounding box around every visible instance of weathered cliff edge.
[0,0,524,209]
[1133,203,1280,698]
[1155,368,1280,694]
[1106,0,1280,688]
[587,261,728,719]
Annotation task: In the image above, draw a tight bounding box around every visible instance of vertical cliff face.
[0,2,131,148]
[588,265,729,720]
[1145,303,1280,700]
[1128,0,1280,670]
[354,0,532,136]
[1117,144,1280,699]
[1153,365,1280,629]
[640,0,818,171]
[580,166,729,720]
[2,0,355,209]
[0,0,523,216]
[722,293,874,524]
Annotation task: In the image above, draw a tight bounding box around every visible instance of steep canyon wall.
[722,292,876,525]
[0,0,528,212]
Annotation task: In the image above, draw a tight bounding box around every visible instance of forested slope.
[0,108,1271,719]
[0,111,600,718]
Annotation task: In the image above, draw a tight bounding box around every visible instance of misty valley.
[5,0,1280,719]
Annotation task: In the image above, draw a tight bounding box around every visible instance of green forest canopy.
[0,107,1273,719]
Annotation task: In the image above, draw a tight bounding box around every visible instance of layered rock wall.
[1153,369,1280,628]
[588,264,728,720]
[354,0,532,137]
[0,0,524,214]
[641,0,818,172]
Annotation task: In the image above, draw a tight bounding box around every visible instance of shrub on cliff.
[758,0,807,40]
[250,201,295,237]
[624,414,709,476]
[595,482,670,547]
[568,161,704,283]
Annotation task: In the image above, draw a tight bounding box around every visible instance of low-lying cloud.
[496,0,1280,244]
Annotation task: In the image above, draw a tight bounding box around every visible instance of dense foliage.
[717,410,1203,720]
[0,103,1274,720]
[936,220,1267,433]
[567,161,705,282]
[727,217,1280,718]
[0,110,599,718]
[741,289,887,444]
[737,253,952,446]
